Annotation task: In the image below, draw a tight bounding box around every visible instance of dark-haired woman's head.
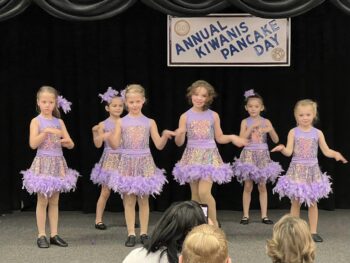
[146,200,207,263]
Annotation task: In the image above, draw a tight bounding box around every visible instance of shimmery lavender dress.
[21,115,80,198]
[90,118,121,186]
[273,127,332,206]
[173,109,232,184]
[107,114,167,196]
[232,117,282,184]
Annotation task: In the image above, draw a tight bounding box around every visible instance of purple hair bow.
[244,89,255,98]
[57,95,72,113]
[98,87,119,103]
[120,89,126,101]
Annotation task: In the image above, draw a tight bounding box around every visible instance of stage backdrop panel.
[168,14,291,67]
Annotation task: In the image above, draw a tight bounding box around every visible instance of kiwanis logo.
[174,20,190,36]
[271,47,285,61]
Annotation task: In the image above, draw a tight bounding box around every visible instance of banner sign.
[168,14,291,67]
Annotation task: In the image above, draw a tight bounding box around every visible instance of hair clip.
[98,87,119,103]
[57,95,72,113]
[244,89,255,98]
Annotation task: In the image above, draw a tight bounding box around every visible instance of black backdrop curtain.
[0,2,349,214]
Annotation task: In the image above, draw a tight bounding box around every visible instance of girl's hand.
[261,125,273,134]
[92,125,100,133]
[271,144,285,152]
[162,130,176,139]
[61,138,72,148]
[334,152,348,163]
[43,127,62,136]
[231,135,248,147]
[175,128,186,136]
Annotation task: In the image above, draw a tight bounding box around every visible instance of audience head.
[180,224,231,263]
[146,200,207,263]
[266,214,316,263]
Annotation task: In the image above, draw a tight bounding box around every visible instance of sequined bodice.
[121,115,150,150]
[186,109,214,141]
[104,117,116,150]
[293,127,318,159]
[246,117,267,144]
[37,115,62,152]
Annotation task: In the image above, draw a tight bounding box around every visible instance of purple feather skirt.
[173,147,233,185]
[21,156,80,198]
[108,154,167,197]
[91,152,121,186]
[232,149,283,184]
[273,162,332,207]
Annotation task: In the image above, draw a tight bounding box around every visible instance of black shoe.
[312,233,323,242]
[37,236,49,248]
[50,235,68,247]
[262,217,274,225]
[240,217,249,225]
[140,234,149,245]
[95,222,107,230]
[125,235,136,247]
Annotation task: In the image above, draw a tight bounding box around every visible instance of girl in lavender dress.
[232,90,282,225]
[173,80,246,227]
[90,87,124,230]
[272,99,347,242]
[21,86,79,248]
[108,84,175,247]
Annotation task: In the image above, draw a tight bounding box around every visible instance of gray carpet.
[0,209,349,263]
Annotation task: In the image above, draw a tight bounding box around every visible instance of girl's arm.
[92,122,106,148]
[214,112,247,147]
[271,129,294,156]
[29,118,47,149]
[239,118,256,139]
[174,114,187,147]
[59,120,74,149]
[263,119,279,144]
[318,130,348,163]
[150,119,175,150]
[108,118,122,149]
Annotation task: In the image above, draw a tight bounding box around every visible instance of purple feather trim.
[273,173,332,207]
[21,169,80,198]
[172,163,233,185]
[108,169,167,197]
[232,160,283,184]
[90,164,112,186]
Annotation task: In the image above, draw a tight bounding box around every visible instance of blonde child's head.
[123,84,146,113]
[124,84,146,99]
[180,224,230,263]
[186,80,217,110]
[266,214,316,263]
[294,99,318,124]
[36,85,60,118]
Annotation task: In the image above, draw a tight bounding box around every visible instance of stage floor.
[0,209,349,263]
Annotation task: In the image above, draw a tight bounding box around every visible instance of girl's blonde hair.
[294,99,318,123]
[124,84,146,99]
[186,80,217,110]
[181,224,228,263]
[36,85,61,118]
[266,214,316,263]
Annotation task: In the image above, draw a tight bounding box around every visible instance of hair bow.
[244,89,255,98]
[57,95,72,113]
[98,87,119,103]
